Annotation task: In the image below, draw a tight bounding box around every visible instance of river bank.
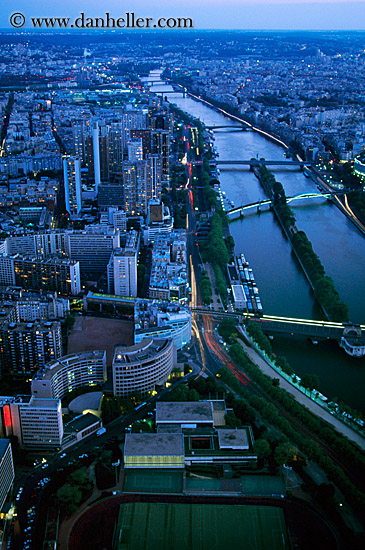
[145,70,365,412]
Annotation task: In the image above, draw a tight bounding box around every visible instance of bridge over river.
[192,309,365,357]
[215,159,311,167]
[226,191,344,218]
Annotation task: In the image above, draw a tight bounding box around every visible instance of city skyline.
[0,23,364,550]
[0,1,364,30]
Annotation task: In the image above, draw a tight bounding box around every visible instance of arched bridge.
[227,192,335,218]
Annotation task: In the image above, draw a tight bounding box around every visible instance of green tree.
[225,410,242,428]
[56,484,82,516]
[70,469,91,491]
[274,442,297,466]
[301,373,320,396]
[254,438,271,460]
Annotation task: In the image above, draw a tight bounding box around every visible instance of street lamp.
[112,459,120,494]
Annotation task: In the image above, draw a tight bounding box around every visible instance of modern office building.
[112,338,175,397]
[5,232,67,259]
[0,320,62,378]
[127,138,143,162]
[122,161,137,214]
[65,226,120,277]
[107,123,124,179]
[122,108,148,145]
[97,184,124,209]
[10,397,63,449]
[145,154,162,203]
[122,161,148,215]
[31,350,107,400]
[130,128,152,159]
[0,255,16,287]
[112,209,127,233]
[72,121,86,163]
[5,228,120,279]
[107,231,139,297]
[92,121,101,191]
[151,129,170,180]
[0,439,15,512]
[63,155,82,219]
[109,249,137,297]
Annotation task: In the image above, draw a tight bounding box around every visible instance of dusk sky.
[1,0,365,30]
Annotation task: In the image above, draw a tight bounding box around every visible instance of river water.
[146,71,365,413]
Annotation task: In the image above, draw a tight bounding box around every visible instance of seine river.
[147,71,365,413]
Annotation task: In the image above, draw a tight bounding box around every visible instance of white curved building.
[31,350,107,400]
[112,338,175,397]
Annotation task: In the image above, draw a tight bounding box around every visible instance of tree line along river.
[147,70,365,414]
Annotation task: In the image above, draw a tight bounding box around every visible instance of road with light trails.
[181,121,364,492]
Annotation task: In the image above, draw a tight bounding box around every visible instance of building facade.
[0,320,62,378]
[63,156,82,219]
[31,350,107,400]
[10,397,63,449]
[0,439,15,512]
[112,338,175,397]
[11,255,81,295]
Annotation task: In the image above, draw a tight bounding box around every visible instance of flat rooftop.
[113,338,169,365]
[157,424,182,434]
[64,412,100,434]
[217,428,249,450]
[33,350,106,382]
[28,397,60,409]
[156,402,214,424]
[124,433,184,457]
[231,284,247,302]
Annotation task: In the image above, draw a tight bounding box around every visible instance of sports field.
[114,502,289,550]
[123,470,183,493]
[241,475,286,496]
[184,477,221,492]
